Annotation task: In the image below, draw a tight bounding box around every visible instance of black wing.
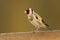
[42,20,49,27]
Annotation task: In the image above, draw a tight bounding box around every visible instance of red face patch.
[25,8,30,14]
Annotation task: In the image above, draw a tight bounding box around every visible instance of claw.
[32,28,39,33]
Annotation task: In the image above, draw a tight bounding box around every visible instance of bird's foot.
[32,28,39,33]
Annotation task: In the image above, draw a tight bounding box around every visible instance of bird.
[24,8,52,32]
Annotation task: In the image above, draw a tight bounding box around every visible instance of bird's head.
[24,8,33,15]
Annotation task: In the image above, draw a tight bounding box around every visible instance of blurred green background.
[0,0,60,33]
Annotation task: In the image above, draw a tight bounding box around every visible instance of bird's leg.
[33,27,39,32]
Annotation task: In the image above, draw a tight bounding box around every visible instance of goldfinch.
[24,8,52,32]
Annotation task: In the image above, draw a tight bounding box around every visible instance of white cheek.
[30,11,32,14]
[29,8,32,14]
[29,8,31,10]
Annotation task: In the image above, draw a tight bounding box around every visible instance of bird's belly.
[29,19,40,28]
[29,19,46,28]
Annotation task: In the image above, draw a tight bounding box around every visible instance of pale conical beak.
[24,10,26,13]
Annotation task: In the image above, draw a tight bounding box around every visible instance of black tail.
[45,24,52,30]
[42,20,52,30]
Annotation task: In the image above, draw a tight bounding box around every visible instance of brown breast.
[29,15,34,21]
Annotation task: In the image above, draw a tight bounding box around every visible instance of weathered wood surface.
[0,31,60,40]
